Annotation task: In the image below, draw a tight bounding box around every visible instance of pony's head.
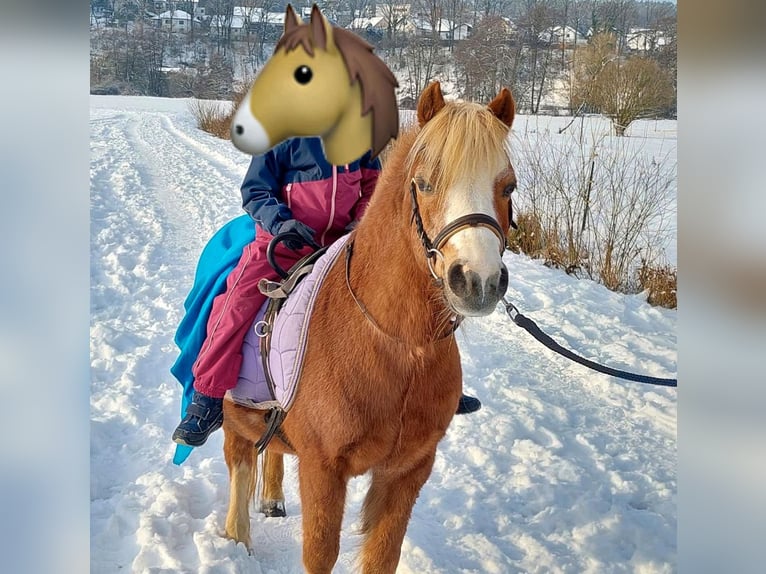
[406,82,516,317]
[231,4,398,165]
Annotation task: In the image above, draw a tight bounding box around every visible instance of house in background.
[192,0,209,21]
[150,0,207,21]
[349,15,386,32]
[452,22,472,41]
[411,17,471,42]
[151,10,201,33]
[207,6,287,41]
[626,27,670,52]
[375,3,415,35]
[209,10,247,39]
[539,25,584,46]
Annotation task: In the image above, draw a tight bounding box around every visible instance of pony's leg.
[298,458,348,574]
[259,451,286,517]
[223,429,257,551]
[359,455,436,573]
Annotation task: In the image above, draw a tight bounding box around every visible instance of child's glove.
[278,219,317,250]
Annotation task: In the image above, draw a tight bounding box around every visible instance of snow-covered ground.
[90,95,677,573]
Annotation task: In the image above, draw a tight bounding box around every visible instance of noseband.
[409,179,507,284]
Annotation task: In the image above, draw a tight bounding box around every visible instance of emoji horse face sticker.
[231,4,399,166]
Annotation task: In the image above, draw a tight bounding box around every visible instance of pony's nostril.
[448,263,483,299]
[448,262,468,297]
[234,125,244,135]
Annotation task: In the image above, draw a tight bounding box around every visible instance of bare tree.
[403,37,445,100]
[589,0,637,55]
[574,33,673,135]
[91,0,172,96]
[343,0,374,27]
[441,0,470,52]
[455,16,518,102]
[587,140,676,289]
[477,0,514,19]
[377,0,410,45]
[208,0,235,53]
[517,0,556,114]
[597,56,673,135]
[412,0,444,37]
[651,12,677,117]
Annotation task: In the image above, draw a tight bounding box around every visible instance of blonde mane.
[405,101,510,195]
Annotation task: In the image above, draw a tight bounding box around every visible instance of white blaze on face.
[230,91,271,155]
[441,172,504,276]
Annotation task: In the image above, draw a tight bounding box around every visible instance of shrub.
[188,77,251,140]
[188,99,233,139]
[637,262,677,309]
[507,211,586,275]
[512,119,676,305]
[507,211,545,258]
[573,33,675,136]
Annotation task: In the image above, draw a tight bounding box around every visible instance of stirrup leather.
[253,247,328,451]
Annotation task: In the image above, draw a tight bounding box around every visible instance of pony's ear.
[284,4,302,34]
[488,88,515,128]
[309,4,334,52]
[417,82,446,127]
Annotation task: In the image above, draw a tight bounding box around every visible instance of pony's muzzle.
[230,94,271,155]
[447,261,508,315]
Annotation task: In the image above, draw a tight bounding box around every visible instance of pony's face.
[409,83,516,317]
[231,7,351,156]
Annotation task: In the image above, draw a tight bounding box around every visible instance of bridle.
[343,178,512,342]
[408,178,508,285]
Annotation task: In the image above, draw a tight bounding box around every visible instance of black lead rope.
[503,299,678,388]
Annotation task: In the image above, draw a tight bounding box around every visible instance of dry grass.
[637,262,677,309]
[507,211,544,257]
[508,211,587,276]
[189,80,250,140]
[188,99,234,139]
[510,210,677,308]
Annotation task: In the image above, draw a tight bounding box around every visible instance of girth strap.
[253,407,286,454]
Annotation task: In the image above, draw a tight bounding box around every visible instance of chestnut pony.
[222,81,517,573]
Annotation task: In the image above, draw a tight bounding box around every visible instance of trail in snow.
[90,96,677,574]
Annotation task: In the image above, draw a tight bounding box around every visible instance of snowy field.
[90,95,677,573]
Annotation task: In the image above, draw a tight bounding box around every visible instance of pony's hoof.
[260,500,286,518]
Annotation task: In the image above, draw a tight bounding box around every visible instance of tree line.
[90,0,676,133]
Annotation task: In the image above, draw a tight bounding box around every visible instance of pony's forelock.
[405,102,511,194]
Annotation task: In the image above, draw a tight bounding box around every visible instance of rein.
[344,240,461,342]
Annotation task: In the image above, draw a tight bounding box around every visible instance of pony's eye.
[502,183,516,198]
[294,65,313,84]
[415,176,433,194]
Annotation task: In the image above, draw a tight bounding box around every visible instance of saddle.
[226,234,352,452]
